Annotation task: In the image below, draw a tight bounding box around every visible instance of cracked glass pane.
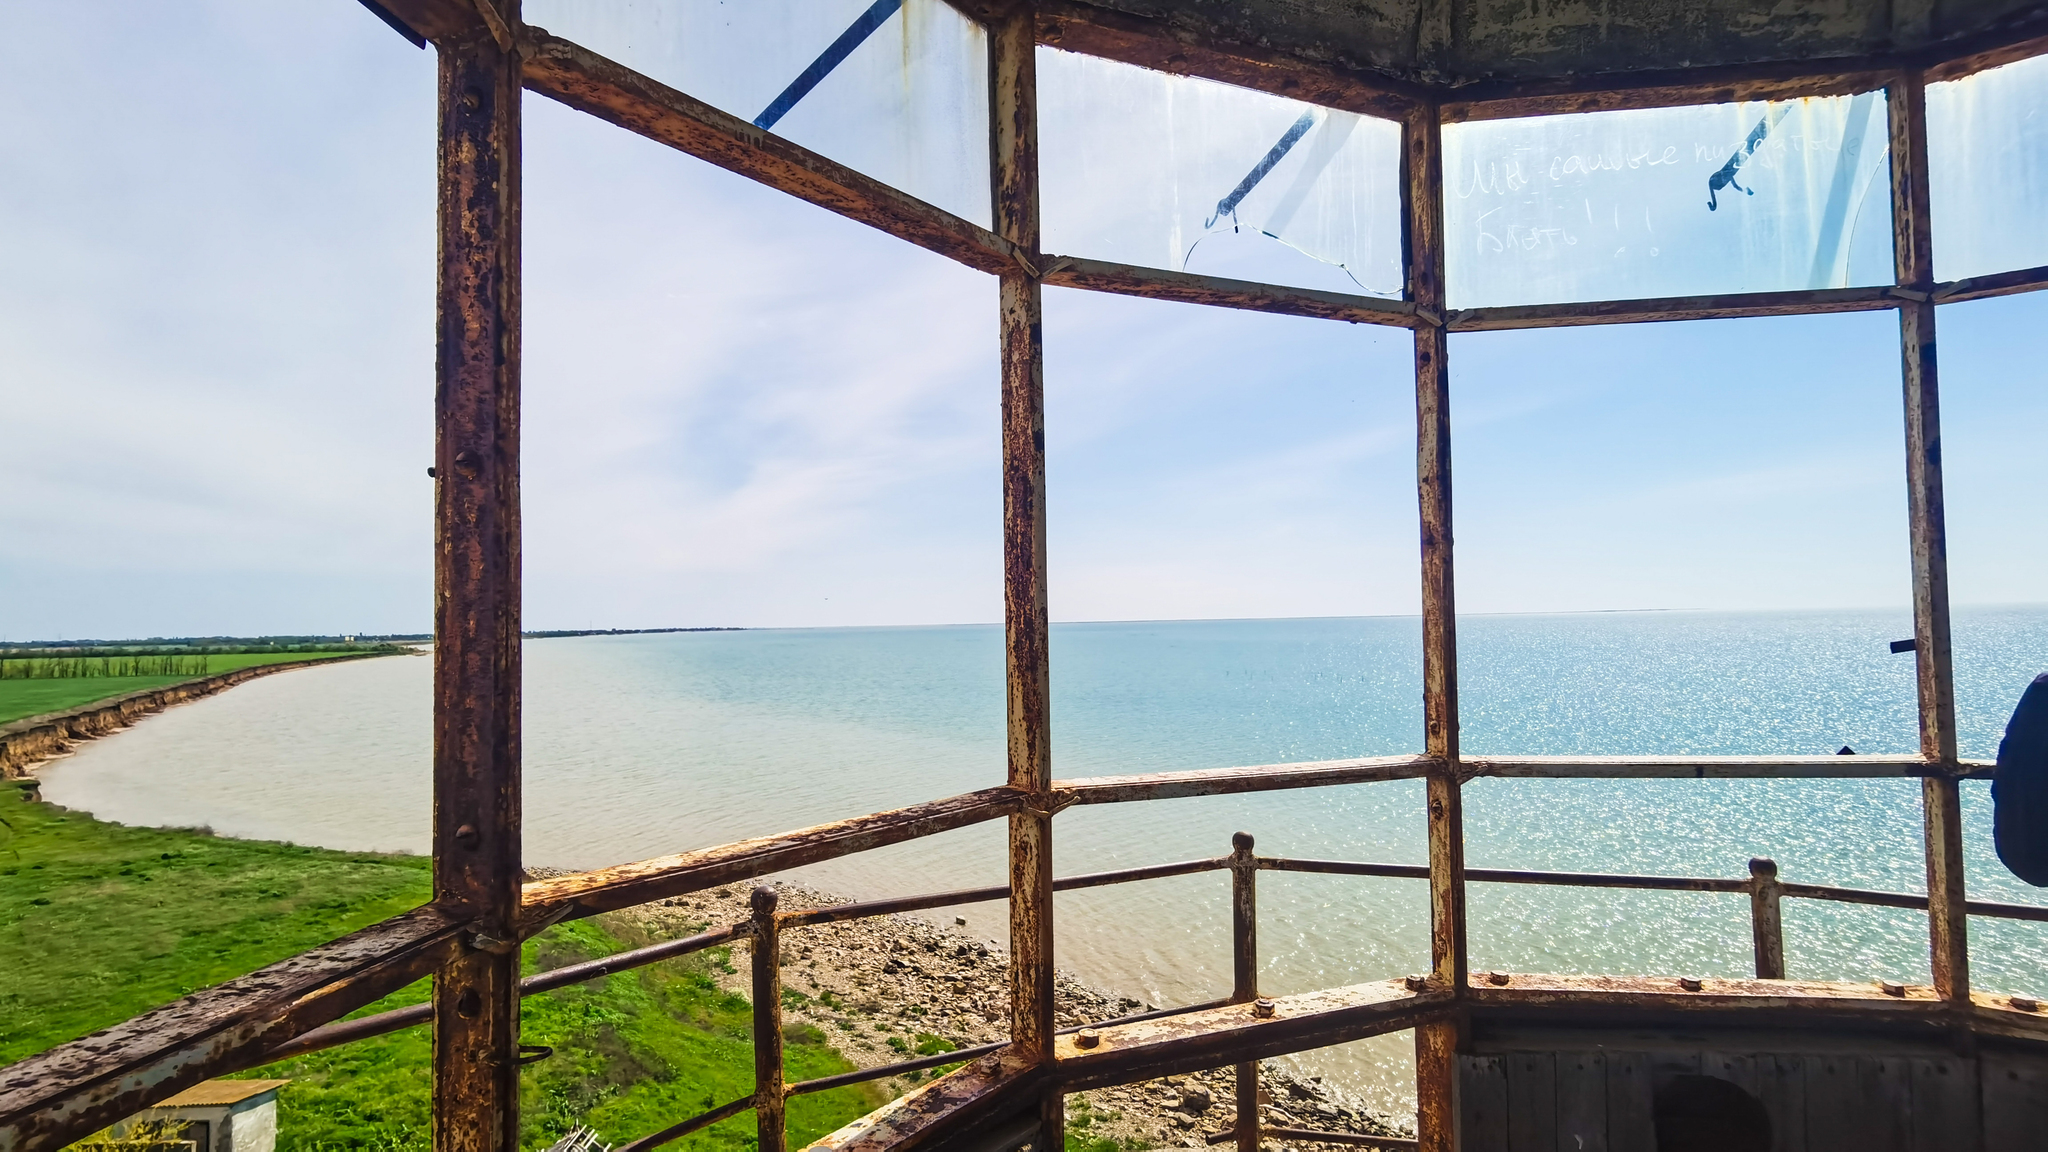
[1928,52,2048,283]
[1038,48,1405,298]
[1443,95,1894,309]
[524,0,989,226]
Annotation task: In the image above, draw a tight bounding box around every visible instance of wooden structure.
[4,1,2048,1149]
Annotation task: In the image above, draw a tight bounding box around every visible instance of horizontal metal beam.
[810,1050,1046,1152]
[519,32,1018,278]
[780,856,1226,928]
[519,785,1026,928]
[260,922,750,1062]
[1056,755,1437,804]
[1465,754,1992,780]
[1459,972,2048,1045]
[1051,979,1450,1090]
[1041,256,1419,327]
[1448,286,1901,332]
[1934,263,2048,305]
[0,903,468,1152]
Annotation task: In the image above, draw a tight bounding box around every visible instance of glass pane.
[1451,311,1916,753]
[1039,48,1404,297]
[524,0,990,226]
[1444,95,1894,308]
[1928,52,2048,282]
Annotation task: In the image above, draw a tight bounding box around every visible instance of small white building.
[124,1079,288,1152]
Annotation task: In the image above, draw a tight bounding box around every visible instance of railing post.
[431,5,525,1148]
[1748,858,1786,979]
[752,886,786,1152]
[1231,832,1259,1152]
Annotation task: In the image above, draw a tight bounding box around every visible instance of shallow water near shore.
[38,607,2048,1115]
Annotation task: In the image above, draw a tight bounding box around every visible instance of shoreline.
[0,650,408,779]
[609,880,1419,1149]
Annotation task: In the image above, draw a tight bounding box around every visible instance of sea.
[36,606,2048,1114]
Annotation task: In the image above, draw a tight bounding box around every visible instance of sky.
[0,1,2042,641]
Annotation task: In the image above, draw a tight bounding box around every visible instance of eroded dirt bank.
[0,653,398,779]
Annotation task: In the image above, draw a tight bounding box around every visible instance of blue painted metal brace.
[1205,110,1321,229]
[754,0,904,131]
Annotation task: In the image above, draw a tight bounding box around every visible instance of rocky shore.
[617,882,1418,1151]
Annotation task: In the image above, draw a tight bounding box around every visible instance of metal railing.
[267,834,2048,1152]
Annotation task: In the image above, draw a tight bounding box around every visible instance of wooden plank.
[1907,1055,1979,1152]
[1604,1052,1656,1152]
[1447,286,1897,332]
[517,786,1024,926]
[1889,70,1971,1006]
[1041,256,1420,328]
[519,33,1015,278]
[1755,1053,1807,1152]
[1459,1055,1511,1152]
[433,15,526,1149]
[0,905,466,1150]
[1505,1052,1558,1152]
[1555,1051,1607,1152]
[1981,1053,2048,1152]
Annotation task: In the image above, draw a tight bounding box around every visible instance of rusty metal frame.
[7,4,2048,1150]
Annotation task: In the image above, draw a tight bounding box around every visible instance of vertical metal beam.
[1406,102,1464,1152]
[991,6,1059,1152]
[753,887,788,1152]
[432,10,524,1150]
[1888,70,1969,1004]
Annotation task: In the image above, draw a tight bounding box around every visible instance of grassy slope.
[0,796,884,1150]
[0,651,380,726]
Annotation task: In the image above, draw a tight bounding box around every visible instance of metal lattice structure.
[6,2,2048,1149]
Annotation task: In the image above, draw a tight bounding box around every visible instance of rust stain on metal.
[1051,980,1449,1091]
[0,906,466,1150]
[753,889,787,1152]
[808,1050,1043,1152]
[432,12,526,1148]
[1040,255,1420,328]
[519,786,1025,927]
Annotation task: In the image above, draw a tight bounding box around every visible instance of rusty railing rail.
[252,837,2044,1152]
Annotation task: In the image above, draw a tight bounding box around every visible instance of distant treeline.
[1,655,213,680]
[525,627,746,638]
[3,634,430,653]
[0,642,413,660]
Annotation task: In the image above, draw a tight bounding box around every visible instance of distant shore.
[0,649,409,778]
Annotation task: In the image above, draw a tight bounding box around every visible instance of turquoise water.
[40,606,2048,1111]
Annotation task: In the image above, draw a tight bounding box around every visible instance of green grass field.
[0,794,884,1150]
[0,651,380,726]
